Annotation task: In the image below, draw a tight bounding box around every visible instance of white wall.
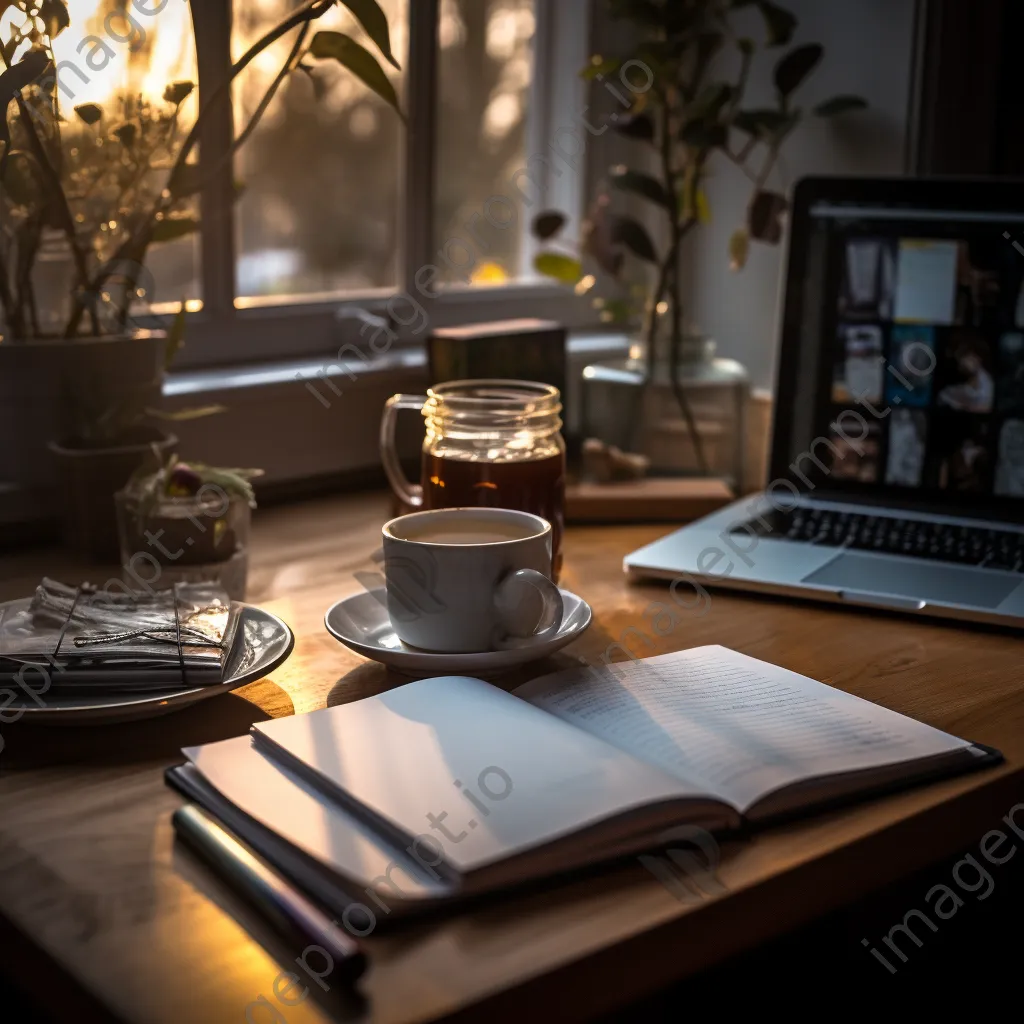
[681,0,918,389]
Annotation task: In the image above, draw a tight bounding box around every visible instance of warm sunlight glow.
[49,0,196,108]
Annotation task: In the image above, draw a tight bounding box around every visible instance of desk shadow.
[325,649,594,708]
[0,689,282,771]
[171,840,368,1022]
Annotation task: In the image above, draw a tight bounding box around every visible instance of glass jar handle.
[381,394,427,508]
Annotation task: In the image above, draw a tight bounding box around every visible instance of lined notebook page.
[513,646,971,812]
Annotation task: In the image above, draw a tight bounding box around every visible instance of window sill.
[0,331,629,528]
[164,330,629,399]
[161,330,630,489]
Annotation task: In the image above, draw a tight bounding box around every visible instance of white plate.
[324,588,592,674]
[1,600,294,726]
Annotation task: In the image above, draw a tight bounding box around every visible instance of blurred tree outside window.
[435,0,535,287]
[235,0,535,299]
[233,0,407,300]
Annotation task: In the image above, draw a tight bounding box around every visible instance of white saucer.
[324,588,592,674]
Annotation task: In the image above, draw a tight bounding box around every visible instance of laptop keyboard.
[735,508,1024,573]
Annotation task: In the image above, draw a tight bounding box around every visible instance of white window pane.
[233,0,407,302]
[435,0,535,287]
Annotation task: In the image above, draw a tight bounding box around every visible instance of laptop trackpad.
[803,552,1019,609]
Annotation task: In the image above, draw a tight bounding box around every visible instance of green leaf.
[611,216,658,264]
[152,216,199,243]
[756,1,798,47]
[339,0,401,70]
[733,108,793,140]
[113,122,137,147]
[532,211,567,241]
[0,149,43,206]
[696,31,725,66]
[0,50,52,175]
[309,31,404,121]
[166,163,245,203]
[167,162,202,200]
[163,81,195,106]
[689,83,734,120]
[729,227,750,271]
[611,112,655,142]
[749,190,788,243]
[774,43,822,97]
[580,55,621,80]
[74,102,103,125]
[608,0,665,27]
[610,166,671,210]
[680,119,728,149]
[814,95,868,117]
[39,0,70,38]
[163,302,187,371]
[534,252,583,285]
[696,189,711,225]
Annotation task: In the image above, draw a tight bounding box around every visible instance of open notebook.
[167,646,999,923]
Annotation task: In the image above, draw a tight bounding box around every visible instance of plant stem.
[0,244,23,337]
[10,94,97,333]
[182,20,311,201]
[656,89,711,476]
[666,245,710,477]
[24,273,39,336]
[0,39,97,337]
[165,0,333,200]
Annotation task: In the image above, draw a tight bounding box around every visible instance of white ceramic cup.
[381,507,564,653]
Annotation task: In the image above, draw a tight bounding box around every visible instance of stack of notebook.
[0,579,240,691]
[167,646,999,924]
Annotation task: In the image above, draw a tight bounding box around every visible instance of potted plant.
[115,453,262,600]
[532,0,866,483]
[0,0,403,558]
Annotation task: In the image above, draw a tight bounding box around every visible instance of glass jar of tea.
[381,380,566,578]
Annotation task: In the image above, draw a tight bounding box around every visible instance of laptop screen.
[780,191,1024,518]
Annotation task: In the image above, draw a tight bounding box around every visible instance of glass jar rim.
[426,379,560,408]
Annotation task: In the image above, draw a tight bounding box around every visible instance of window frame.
[164,0,599,371]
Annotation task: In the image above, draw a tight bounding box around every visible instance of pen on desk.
[172,804,368,984]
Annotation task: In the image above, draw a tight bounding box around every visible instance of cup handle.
[492,569,564,650]
[380,394,427,509]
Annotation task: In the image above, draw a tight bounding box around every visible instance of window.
[43,0,597,367]
[232,0,407,299]
[3,0,201,330]
[434,0,536,286]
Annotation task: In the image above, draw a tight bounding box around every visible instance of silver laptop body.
[625,177,1024,629]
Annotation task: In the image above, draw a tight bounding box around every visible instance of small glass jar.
[582,336,750,490]
[114,489,251,601]
[381,380,567,578]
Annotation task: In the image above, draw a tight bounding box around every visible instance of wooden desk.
[1,492,1022,1023]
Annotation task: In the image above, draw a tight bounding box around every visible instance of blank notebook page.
[514,646,971,812]
[251,675,693,875]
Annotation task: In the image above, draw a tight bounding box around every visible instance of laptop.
[625,176,1024,629]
